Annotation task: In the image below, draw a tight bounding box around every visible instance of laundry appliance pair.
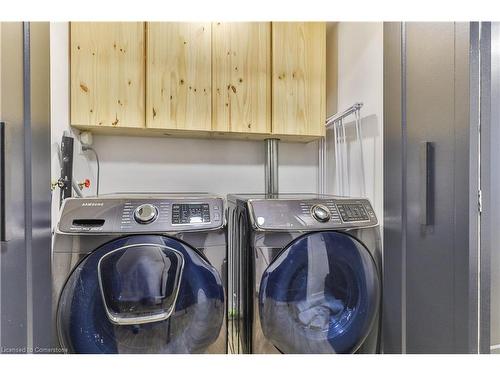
[52,193,381,354]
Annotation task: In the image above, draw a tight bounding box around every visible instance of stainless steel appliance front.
[52,194,227,354]
[227,194,382,354]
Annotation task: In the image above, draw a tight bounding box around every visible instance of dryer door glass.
[259,231,380,354]
[57,235,224,354]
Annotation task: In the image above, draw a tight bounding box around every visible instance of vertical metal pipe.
[318,137,326,194]
[265,138,279,196]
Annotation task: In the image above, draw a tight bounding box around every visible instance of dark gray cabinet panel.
[0,22,51,353]
[28,22,52,352]
[383,22,479,354]
[0,22,29,352]
[382,22,404,354]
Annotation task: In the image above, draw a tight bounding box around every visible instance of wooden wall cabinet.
[70,22,326,142]
[70,22,145,128]
[271,22,326,138]
[146,23,212,131]
[212,22,271,134]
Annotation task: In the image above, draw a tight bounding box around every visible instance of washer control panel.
[248,197,377,230]
[172,203,211,225]
[58,196,224,233]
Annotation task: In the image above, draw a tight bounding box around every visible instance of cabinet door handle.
[420,141,434,226]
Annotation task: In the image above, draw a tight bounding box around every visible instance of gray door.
[383,22,479,353]
[0,22,51,353]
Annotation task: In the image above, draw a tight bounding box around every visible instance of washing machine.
[227,194,381,354]
[52,193,227,354]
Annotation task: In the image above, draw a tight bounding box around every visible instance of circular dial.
[134,204,158,224]
[311,204,331,223]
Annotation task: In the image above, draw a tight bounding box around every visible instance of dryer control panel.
[336,203,371,222]
[58,196,224,234]
[248,197,377,231]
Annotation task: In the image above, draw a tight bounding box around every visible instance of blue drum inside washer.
[259,231,380,354]
[57,235,224,354]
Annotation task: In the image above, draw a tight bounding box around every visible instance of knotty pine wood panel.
[71,22,145,128]
[272,22,326,137]
[146,22,212,130]
[212,22,271,134]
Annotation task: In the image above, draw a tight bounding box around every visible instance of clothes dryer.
[227,194,381,354]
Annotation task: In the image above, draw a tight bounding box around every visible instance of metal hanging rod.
[318,101,366,196]
[326,102,363,128]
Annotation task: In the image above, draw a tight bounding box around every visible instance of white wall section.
[326,22,384,222]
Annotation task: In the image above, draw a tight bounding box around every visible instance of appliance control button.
[311,204,331,223]
[134,204,158,224]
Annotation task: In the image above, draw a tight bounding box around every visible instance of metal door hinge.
[478,189,483,213]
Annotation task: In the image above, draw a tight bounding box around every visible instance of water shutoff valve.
[78,179,91,190]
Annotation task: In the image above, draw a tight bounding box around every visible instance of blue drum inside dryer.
[259,231,380,354]
[57,235,224,354]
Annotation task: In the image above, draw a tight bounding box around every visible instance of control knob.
[134,204,158,224]
[311,204,331,223]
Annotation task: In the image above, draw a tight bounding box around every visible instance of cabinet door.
[383,22,473,354]
[404,22,471,354]
[272,22,326,137]
[70,22,145,128]
[146,23,211,130]
[212,22,271,134]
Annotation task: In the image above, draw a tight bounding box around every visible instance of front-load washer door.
[259,231,380,354]
[57,235,224,354]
